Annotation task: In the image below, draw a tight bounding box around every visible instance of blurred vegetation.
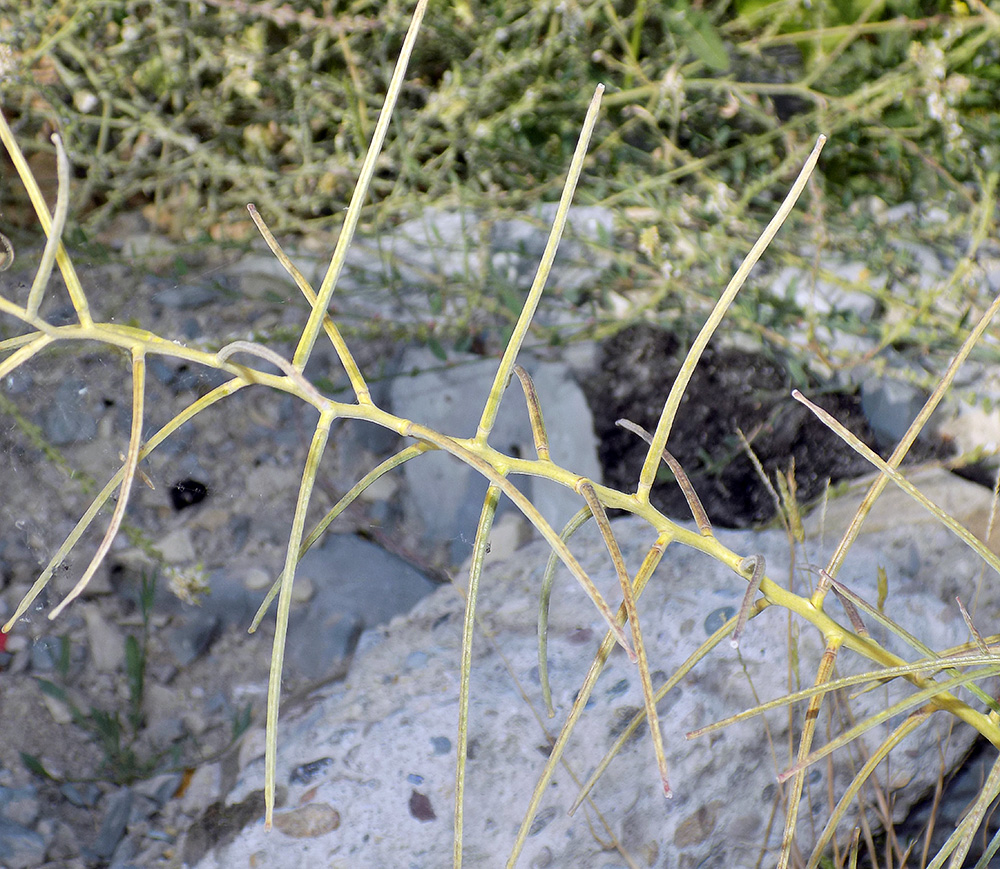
[0,0,999,372]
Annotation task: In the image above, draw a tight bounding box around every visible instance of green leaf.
[125,636,144,701]
[36,678,68,703]
[427,337,447,361]
[233,702,253,741]
[20,752,56,781]
[677,5,729,72]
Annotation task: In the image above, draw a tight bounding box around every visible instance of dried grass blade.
[778,640,840,869]
[956,597,991,656]
[804,709,930,869]
[686,650,996,741]
[616,418,711,534]
[732,555,765,648]
[512,364,550,461]
[823,571,869,638]
[578,480,670,797]
[926,749,1000,869]
[778,665,1000,785]
[824,579,1000,714]
[50,349,146,618]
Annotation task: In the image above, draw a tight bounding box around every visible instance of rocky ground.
[1,203,999,867]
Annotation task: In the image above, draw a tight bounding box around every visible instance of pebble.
[41,379,98,446]
[272,803,340,838]
[0,785,39,827]
[134,773,183,809]
[181,764,221,815]
[0,816,47,869]
[82,604,126,673]
[59,782,102,809]
[87,788,132,862]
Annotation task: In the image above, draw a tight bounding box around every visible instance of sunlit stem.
[26,133,70,319]
[293,0,428,369]
[617,418,711,534]
[247,203,371,404]
[264,408,335,828]
[477,85,604,442]
[455,485,501,868]
[637,135,826,502]
[578,480,671,796]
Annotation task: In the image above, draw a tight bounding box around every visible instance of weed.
[3,1,1000,867]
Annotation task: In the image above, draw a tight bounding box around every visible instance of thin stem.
[477,84,604,442]
[293,0,428,370]
[637,135,826,501]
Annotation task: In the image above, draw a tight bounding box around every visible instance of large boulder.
[189,487,999,867]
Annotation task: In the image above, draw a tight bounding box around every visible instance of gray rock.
[169,613,222,667]
[87,788,132,861]
[41,379,98,445]
[59,782,101,809]
[150,280,223,310]
[133,773,183,809]
[28,636,62,673]
[861,372,928,448]
[284,533,436,682]
[0,816,46,869]
[0,785,39,827]
[191,508,995,867]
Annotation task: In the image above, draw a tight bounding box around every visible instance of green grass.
[3,1,1000,866]
[2,0,999,379]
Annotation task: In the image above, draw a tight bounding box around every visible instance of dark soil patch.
[584,324,953,528]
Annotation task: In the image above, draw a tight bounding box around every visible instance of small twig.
[732,555,765,648]
[957,597,992,657]
[0,231,13,271]
[216,340,324,404]
[821,570,870,638]
[616,418,711,535]
[512,365,550,461]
